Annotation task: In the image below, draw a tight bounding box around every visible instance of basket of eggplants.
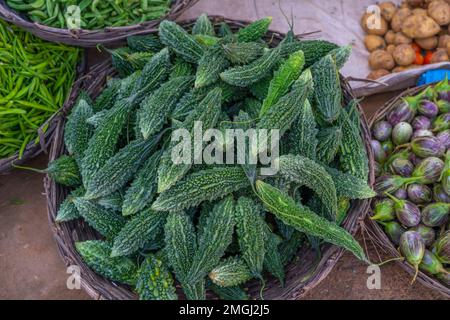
[368,78,450,298]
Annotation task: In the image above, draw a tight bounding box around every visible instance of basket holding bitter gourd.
[45,15,375,300]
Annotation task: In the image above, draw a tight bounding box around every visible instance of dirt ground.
[0,0,449,301]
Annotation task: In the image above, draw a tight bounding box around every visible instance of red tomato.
[415,52,424,65]
[424,51,434,65]
[411,43,421,53]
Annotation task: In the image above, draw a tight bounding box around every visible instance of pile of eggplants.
[372,79,450,286]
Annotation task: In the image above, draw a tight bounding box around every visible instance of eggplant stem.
[376,257,404,267]
[411,265,419,285]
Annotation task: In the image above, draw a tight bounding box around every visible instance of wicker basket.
[44,16,375,300]
[0,0,199,47]
[366,84,450,299]
[0,53,87,174]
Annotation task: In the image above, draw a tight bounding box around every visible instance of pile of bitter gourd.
[51,15,375,300]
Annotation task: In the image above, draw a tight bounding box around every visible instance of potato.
[412,8,428,15]
[394,32,413,44]
[367,69,390,79]
[393,44,417,65]
[439,34,450,48]
[379,2,397,21]
[387,44,397,54]
[430,48,450,62]
[369,50,396,70]
[385,30,396,44]
[428,0,450,26]
[446,40,450,56]
[393,66,407,72]
[391,8,412,32]
[406,0,424,7]
[361,12,389,36]
[402,14,441,38]
[416,36,438,49]
[364,35,387,51]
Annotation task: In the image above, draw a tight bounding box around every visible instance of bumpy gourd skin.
[236,17,273,43]
[135,255,178,301]
[195,47,230,89]
[209,256,253,287]
[288,99,318,161]
[55,187,84,223]
[263,232,285,285]
[223,42,265,65]
[325,167,377,200]
[192,13,216,37]
[47,155,82,187]
[281,40,339,69]
[316,126,343,165]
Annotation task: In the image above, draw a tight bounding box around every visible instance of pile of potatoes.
[363,0,450,80]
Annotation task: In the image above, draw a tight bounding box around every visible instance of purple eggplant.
[411,225,435,246]
[435,77,450,102]
[372,121,392,142]
[443,151,450,195]
[394,188,408,200]
[436,130,450,149]
[437,100,450,113]
[393,122,413,145]
[387,194,421,227]
[399,231,425,282]
[412,129,434,139]
[435,231,450,264]
[437,271,450,286]
[390,158,414,177]
[419,250,448,276]
[375,175,421,195]
[412,116,432,130]
[385,149,410,169]
[407,184,432,204]
[411,136,445,158]
[409,153,423,166]
[371,198,395,222]
[374,162,382,177]
[383,221,406,245]
[381,140,394,155]
[387,103,416,127]
[421,203,449,227]
[412,157,445,184]
[371,140,387,164]
[432,113,450,132]
[433,184,450,203]
[418,100,439,118]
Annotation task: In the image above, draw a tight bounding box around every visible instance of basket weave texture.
[45,16,375,300]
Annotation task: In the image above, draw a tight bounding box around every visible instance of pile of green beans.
[6,0,171,30]
[0,20,80,159]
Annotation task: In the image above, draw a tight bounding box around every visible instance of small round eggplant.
[412,116,432,130]
[412,129,434,139]
[433,184,450,203]
[417,100,439,118]
[407,184,432,204]
[409,153,423,166]
[435,231,450,264]
[371,198,395,222]
[412,157,445,184]
[387,194,421,227]
[386,103,416,127]
[410,224,435,247]
[393,122,413,145]
[399,231,425,282]
[421,203,450,227]
[394,188,408,200]
[372,121,392,142]
[419,250,448,275]
[411,136,445,158]
[383,221,406,246]
[371,140,387,164]
[381,140,394,155]
[390,158,414,177]
[435,78,450,102]
[437,100,450,113]
[436,130,450,149]
[437,271,450,286]
[375,175,420,195]
[432,113,450,132]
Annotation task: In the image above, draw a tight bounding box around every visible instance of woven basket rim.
[366,84,450,299]
[0,0,199,47]
[0,51,87,175]
[44,16,375,300]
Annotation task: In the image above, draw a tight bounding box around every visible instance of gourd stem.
[12,162,46,174]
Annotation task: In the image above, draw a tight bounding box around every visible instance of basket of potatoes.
[362,0,450,80]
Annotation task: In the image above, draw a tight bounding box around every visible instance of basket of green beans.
[0,19,83,173]
[0,0,199,47]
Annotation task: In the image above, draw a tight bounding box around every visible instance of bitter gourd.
[159,20,204,63]
[325,167,376,199]
[127,34,163,53]
[195,47,229,89]
[209,256,253,287]
[312,54,342,123]
[242,98,261,119]
[237,17,272,43]
[92,79,121,112]
[73,197,127,239]
[260,50,305,116]
[98,191,124,212]
[279,154,337,216]
[329,45,352,70]
[223,42,265,65]
[47,155,82,187]
[85,135,162,200]
[281,39,339,68]
[64,98,93,163]
[135,254,178,300]
[208,282,249,300]
[152,167,249,212]
[139,76,194,140]
[220,47,282,87]
[255,180,367,262]
[288,99,318,160]
[192,14,215,36]
[122,151,161,217]
[110,47,153,78]
[76,240,137,285]
[339,102,369,181]
[55,187,84,223]
[249,76,271,100]
[187,196,235,284]
[263,232,285,285]
[111,209,166,257]
[170,58,194,79]
[280,231,304,266]
[316,126,342,165]
[235,197,266,277]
